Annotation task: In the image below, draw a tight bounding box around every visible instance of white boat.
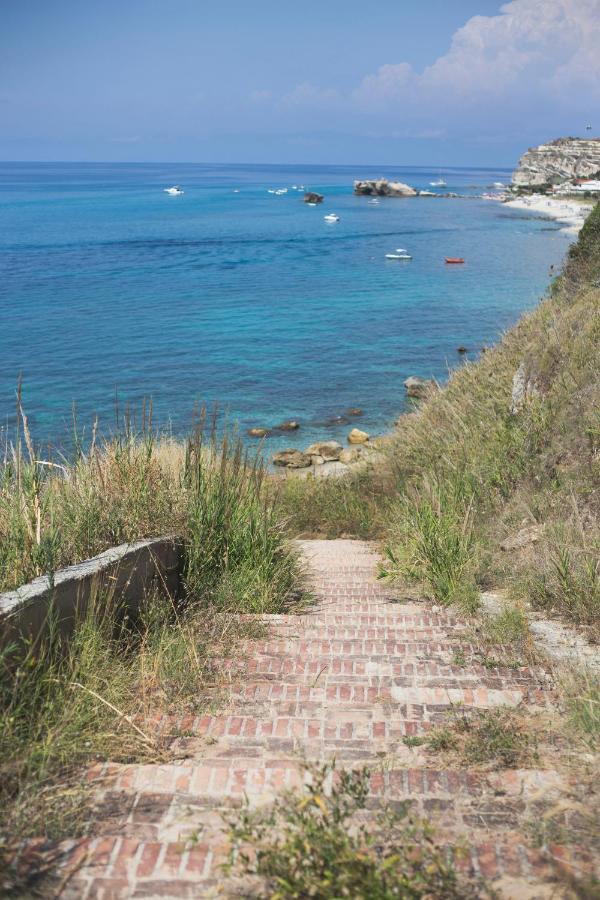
[324,213,340,222]
[267,189,276,194]
[386,248,412,259]
[493,182,505,188]
[164,185,184,195]
[368,198,380,205]
[430,178,446,187]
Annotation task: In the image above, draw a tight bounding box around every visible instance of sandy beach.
[503,193,595,235]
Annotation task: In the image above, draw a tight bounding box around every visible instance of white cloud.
[352,0,600,112]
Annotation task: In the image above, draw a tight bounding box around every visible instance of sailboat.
[430,173,447,187]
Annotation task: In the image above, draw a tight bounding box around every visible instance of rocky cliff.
[512,137,600,187]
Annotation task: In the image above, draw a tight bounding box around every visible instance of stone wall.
[0,537,183,649]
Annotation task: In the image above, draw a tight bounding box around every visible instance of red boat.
[445,257,465,264]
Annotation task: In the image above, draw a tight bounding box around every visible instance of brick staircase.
[30,540,594,897]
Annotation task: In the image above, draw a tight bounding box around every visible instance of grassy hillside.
[283,202,600,637]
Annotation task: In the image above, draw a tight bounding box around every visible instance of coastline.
[502,193,595,235]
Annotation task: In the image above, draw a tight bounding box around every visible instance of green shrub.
[225,760,471,899]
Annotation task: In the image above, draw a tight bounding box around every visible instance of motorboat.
[368,198,380,205]
[445,257,465,264]
[386,248,412,259]
[430,177,447,187]
[324,213,340,222]
[164,185,184,195]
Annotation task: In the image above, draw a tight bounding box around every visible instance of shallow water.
[0,162,569,453]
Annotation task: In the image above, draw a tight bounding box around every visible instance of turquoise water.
[0,162,569,452]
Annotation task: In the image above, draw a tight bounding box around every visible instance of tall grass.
[0,404,304,842]
[380,475,480,612]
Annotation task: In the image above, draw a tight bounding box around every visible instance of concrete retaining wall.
[0,537,183,649]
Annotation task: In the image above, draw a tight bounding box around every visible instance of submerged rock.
[272,449,312,468]
[404,376,435,399]
[348,428,369,444]
[346,407,363,416]
[303,440,343,461]
[276,420,300,431]
[247,427,269,438]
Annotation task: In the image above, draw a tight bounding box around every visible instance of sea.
[0,162,571,455]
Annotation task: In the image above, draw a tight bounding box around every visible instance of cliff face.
[512,137,600,187]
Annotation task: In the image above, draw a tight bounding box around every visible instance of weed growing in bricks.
[224,759,477,899]
[561,668,600,747]
[425,708,535,769]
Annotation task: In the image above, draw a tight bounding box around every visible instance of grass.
[561,668,600,747]
[414,707,536,769]
[0,408,305,846]
[224,759,474,899]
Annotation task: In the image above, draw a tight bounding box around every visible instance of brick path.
[41,540,593,897]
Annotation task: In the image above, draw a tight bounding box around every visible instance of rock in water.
[304,192,324,204]
[404,376,435,399]
[348,428,369,444]
[272,449,312,468]
[353,178,417,197]
[303,441,343,461]
[247,427,269,437]
[346,407,363,416]
[276,420,300,431]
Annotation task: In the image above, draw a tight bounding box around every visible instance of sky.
[1,0,599,167]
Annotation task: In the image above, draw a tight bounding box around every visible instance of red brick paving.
[19,540,596,897]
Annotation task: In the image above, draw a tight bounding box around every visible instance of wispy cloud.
[279,81,342,110]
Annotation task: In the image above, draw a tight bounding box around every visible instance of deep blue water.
[0,162,570,454]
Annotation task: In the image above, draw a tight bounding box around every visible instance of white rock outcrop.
[512,137,600,187]
[354,179,417,197]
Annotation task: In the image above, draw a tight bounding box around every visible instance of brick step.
[265,627,465,642]
[93,761,562,803]
[263,614,461,627]
[57,832,594,898]
[221,658,548,686]
[247,638,482,656]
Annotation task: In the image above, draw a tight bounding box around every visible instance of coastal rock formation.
[276,420,300,431]
[304,192,324,204]
[272,449,311,468]
[512,137,600,187]
[404,376,435,399]
[353,179,417,197]
[303,441,343,461]
[339,446,369,464]
[510,361,541,413]
[347,428,369,444]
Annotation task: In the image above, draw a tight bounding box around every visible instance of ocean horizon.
[0,161,571,455]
